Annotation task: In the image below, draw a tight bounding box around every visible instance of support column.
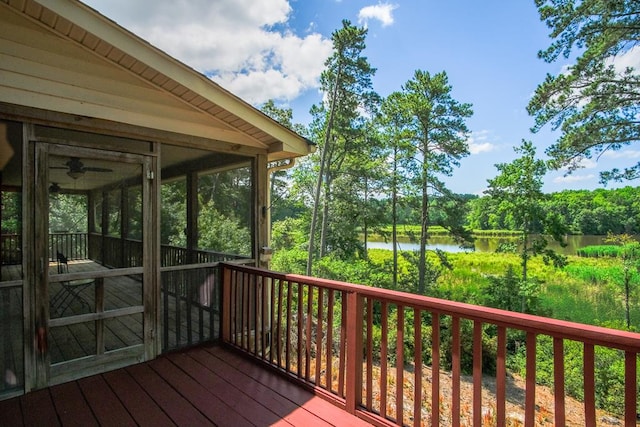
[255,154,269,268]
[186,172,198,264]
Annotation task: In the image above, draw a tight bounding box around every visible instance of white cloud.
[83,0,332,105]
[577,157,598,169]
[358,3,398,28]
[553,173,595,184]
[601,149,640,159]
[467,130,497,155]
[607,45,640,74]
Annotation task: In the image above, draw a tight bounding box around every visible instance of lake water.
[366,234,608,255]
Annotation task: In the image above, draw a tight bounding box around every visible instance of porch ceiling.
[1,0,313,160]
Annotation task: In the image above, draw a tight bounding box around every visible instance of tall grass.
[576,245,623,258]
[273,248,639,329]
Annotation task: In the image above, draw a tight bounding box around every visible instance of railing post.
[221,264,231,343]
[345,291,363,414]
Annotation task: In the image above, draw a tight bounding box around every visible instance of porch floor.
[0,344,369,427]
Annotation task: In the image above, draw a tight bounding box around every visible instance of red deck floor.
[0,345,370,426]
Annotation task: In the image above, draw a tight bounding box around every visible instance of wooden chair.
[50,252,94,316]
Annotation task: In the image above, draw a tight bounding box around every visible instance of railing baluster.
[242,271,249,350]
[624,351,637,426]
[431,312,440,427]
[583,343,595,427]
[473,320,482,426]
[297,281,303,377]
[396,304,404,425]
[414,308,422,427]
[553,337,566,427]
[525,332,537,427]
[315,287,324,385]
[305,284,313,381]
[262,274,268,359]
[496,325,506,427]
[381,301,388,419]
[276,278,284,368]
[326,289,335,392]
[366,297,373,411]
[338,291,347,397]
[452,316,461,427]
[286,280,292,373]
[252,273,258,355]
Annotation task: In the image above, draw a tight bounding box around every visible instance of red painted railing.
[221,263,640,427]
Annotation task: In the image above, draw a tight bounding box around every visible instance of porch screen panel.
[0,120,24,397]
[47,152,145,370]
[159,145,254,352]
[197,165,252,259]
[161,265,220,352]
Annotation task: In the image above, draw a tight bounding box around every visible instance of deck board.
[125,362,213,426]
[101,369,175,427]
[0,345,368,427]
[49,382,98,427]
[0,396,22,427]
[186,348,333,427]
[21,389,61,427]
[209,348,372,427]
[77,375,137,427]
[148,356,256,427]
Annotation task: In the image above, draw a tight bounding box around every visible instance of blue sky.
[82,0,638,195]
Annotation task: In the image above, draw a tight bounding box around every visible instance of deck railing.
[3,232,88,264]
[220,263,640,427]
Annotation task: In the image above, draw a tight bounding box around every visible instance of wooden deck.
[0,345,369,427]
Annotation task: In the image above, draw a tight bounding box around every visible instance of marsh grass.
[365,250,640,329]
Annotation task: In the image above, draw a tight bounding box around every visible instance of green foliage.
[485,140,568,290]
[381,70,473,293]
[467,187,640,236]
[306,19,381,273]
[271,217,309,251]
[529,0,640,183]
[197,202,251,255]
[1,191,21,233]
[161,180,186,246]
[481,266,523,312]
[577,245,623,258]
[49,193,87,232]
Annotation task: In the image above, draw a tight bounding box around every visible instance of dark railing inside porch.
[0,233,252,354]
[220,263,640,427]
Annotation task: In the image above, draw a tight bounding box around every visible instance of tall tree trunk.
[306,66,342,276]
[307,143,329,275]
[392,147,398,289]
[319,172,332,257]
[363,176,369,258]
[521,227,529,312]
[418,149,429,294]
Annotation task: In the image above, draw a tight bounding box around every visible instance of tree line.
[467,185,640,235]
[264,0,640,294]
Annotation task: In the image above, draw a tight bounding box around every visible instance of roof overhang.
[1,0,314,160]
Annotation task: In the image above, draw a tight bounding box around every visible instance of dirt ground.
[360,363,631,426]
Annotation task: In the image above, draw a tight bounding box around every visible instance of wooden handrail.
[220,262,640,427]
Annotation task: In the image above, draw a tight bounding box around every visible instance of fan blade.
[83,167,113,172]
